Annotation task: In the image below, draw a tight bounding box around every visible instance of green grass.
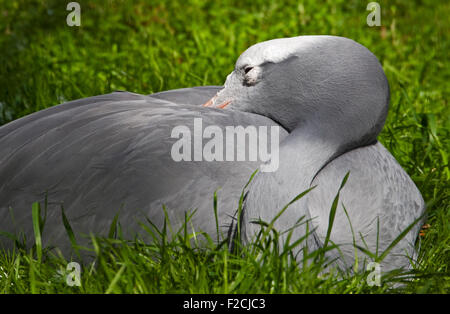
[0,0,449,293]
[0,180,437,294]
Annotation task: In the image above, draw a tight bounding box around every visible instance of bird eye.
[244,66,254,74]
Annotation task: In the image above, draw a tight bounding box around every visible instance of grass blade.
[323,172,350,249]
[61,205,80,259]
[105,264,126,294]
[31,202,42,262]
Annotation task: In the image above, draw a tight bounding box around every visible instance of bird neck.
[241,123,347,240]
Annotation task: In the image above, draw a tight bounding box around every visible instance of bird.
[0,35,424,271]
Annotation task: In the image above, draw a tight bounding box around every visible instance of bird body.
[0,89,285,253]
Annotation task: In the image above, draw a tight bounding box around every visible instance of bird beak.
[202,96,215,107]
[202,95,231,109]
[216,100,231,109]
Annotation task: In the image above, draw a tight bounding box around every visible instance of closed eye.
[244,66,253,74]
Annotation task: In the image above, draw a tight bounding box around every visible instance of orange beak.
[202,96,215,107]
[202,96,231,109]
[217,100,231,109]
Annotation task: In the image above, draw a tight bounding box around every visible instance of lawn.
[0,0,448,293]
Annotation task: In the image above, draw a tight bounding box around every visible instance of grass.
[0,178,434,294]
[0,0,449,293]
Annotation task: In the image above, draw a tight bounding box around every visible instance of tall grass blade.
[105,264,126,294]
[377,214,426,263]
[213,190,220,243]
[323,172,350,249]
[61,205,80,259]
[108,213,120,239]
[31,202,42,262]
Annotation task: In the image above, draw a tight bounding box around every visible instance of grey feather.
[0,90,287,255]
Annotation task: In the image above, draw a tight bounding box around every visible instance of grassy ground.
[0,0,448,293]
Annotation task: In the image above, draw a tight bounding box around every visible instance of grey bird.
[0,36,424,271]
